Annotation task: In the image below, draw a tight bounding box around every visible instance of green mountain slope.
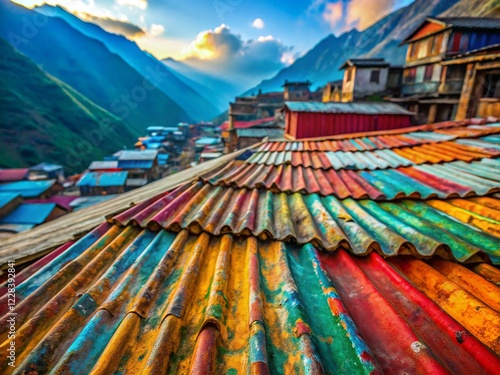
[0,37,134,173]
[0,0,192,135]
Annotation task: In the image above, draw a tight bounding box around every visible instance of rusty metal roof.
[1,118,500,373]
[1,228,499,374]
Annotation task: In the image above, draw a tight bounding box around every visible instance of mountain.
[162,57,242,111]
[0,37,133,173]
[246,0,462,93]
[0,0,191,135]
[441,0,500,17]
[34,5,221,120]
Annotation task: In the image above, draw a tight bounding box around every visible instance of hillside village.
[1,0,500,372]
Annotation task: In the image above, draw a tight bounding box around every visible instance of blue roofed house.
[0,180,62,199]
[0,202,67,238]
[76,171,128,196]
[116,150,160,189]
[28,162,65,182]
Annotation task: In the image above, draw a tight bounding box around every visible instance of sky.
[12,0,415,84]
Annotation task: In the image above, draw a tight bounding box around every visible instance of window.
[346,68,353,82]
[370,70,380,84]
[404,67,416,84]
[424,65,434,82]
[483,74,500,98]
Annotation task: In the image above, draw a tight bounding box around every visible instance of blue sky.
[12,0,414,84]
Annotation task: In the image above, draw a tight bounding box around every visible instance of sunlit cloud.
[76,11,146,38]
[252,18,264,29]
[116,0,147,10]
[149,23,165,37]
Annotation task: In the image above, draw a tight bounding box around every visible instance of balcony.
[440,79,464,94]
[402,81,440,96]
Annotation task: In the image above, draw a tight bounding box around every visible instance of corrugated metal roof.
[29,162,63,172]
[88,161,119,170]
[0,168,29,182]
[2,118,500,373]
[25,196,76,211]
[0,180,55,198]
[434,17,500,30]
[76,172,128,187]
[109,181,500,263]
[202,159,500,199]
[0,192,21,209]
[236,128,284,139]
[117,160,154,169]
[0,203,56,225]
[117,150,158,161]
[219,116,277,131]
[340,58,390,69]
[284,101,414,115]
[1,228,498,374]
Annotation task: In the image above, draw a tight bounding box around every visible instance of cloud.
[322,2,343,29]
[76,12,146,38]
[116,0,147,10]
[149,24,165,37]
[252,18,264,29]
[179,24,293,84]
[312,0,396,33]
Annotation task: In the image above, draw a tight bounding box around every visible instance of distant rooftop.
[117,150,158,161]
[339,58,390,70]
[0,168,29,182]
[76,171,128,187]
[284,101,414,115]
[0,203,57,225]
[433,17,500,30]
[0,180,56,198]
[30,162,63,172]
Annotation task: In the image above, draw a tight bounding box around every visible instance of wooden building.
[394,17,500,123]
[339,59,391,102]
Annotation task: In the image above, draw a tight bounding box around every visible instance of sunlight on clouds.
[149,23,164,37]
[116,0,147,10]
[322,2,342,29]
[252,18,264,29]
[180,24,241,60]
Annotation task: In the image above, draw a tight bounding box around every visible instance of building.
[395,17,500,123]
[283,101,413,139]
[339,58,391,102]
[221,117,285,152]
[283,80,322,101]
[0,179,62,199]
[2,118,500,374]
[0,202,67,236]
[29,162,65,182]
[76,171,128,196]
[322,80,343,102]
[116,150,160,186]
[87,161,120,172]
[444,45,500,120]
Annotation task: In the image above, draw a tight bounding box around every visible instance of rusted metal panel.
[2,230,499,374]
[202,159,500,199]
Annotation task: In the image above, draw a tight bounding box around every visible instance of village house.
[283,80,322,101]
[339,59,391,102]
[28,162,65,182]
[115,150,160,188]
[393,17,500,123]
[76,171,128,196]
[283,101,413,139]
[322,80,343,102]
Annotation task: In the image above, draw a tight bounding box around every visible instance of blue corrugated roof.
[117,160,154,169]
[196,137,220,145]
[284,101,414,115]
[0,203,56,225]
[76,172,128,187]
[0,180,55,198]
[0,192,21,209]
[157,154,169,165]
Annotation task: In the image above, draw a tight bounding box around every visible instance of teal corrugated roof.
[0,192,21,209]
[285,101,414,115]
[0,180,55,198]
[76,171,128,187]
[0,203,56,225]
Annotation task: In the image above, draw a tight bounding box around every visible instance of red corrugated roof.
[0,168,29,182]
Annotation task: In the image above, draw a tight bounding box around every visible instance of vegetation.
[0,37,134,173]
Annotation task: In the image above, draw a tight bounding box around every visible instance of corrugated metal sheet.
[117,150,158,161]
[236,128,284,139]
[203,159,500,199]
[0,168,28,182]
[0,180,55,198]
[1,228,499,374]
[109,181,500,263]
[0,203,56,225]
[0,192,21,209]
[76,172,128,187]
[247,140,500,170]
[88,161,119,170]
[117,160,154,169]
[285,101,414,115]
